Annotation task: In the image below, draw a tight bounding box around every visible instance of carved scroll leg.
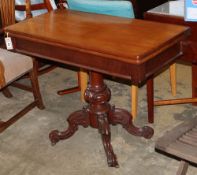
[97,114,119,168]
[109,107,154,139]
[49,109,89,145]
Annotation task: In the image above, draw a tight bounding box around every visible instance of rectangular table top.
[144,2,197,63]
[5,9,190,84]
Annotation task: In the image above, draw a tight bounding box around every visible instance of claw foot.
[49,130,61,145]
[141,126,154,139]
[107,153,119,168]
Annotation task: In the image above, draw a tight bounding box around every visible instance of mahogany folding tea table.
[5,9,189,167]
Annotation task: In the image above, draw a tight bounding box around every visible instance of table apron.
[12,36,182,86]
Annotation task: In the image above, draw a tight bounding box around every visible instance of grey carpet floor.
[0,63,196,175]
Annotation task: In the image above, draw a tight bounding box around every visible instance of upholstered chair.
[64,0,176,121]
[0,0,45,133]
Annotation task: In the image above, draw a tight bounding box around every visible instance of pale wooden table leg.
[170,63,176,96]
[79,69,88,101]
[131,85,138,120]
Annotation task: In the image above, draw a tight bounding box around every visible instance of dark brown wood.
[54,0,176,122]
[29,58,45,109]
[144,13,197,62]
[13,0,78,97]
[0,59,44,133]
[0,0,45,133]
[5,10,189,85]
[54,1,83,96]
[147,78,154,123]
[29,1,81,96]
[5,10,189,167]
[0,101,37,133]
[2,87,13,98]
[11,0,60,86]
[129,0,168,18]
[192,64,197,105]
[11,82,32,92]
[144,10,197,107]
[49,71,154,167]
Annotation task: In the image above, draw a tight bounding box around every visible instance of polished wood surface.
[12,0,59,92]
[144,13,197,63]
[6,9,189,84]
[144,6,197,105]
[5,9,189,167]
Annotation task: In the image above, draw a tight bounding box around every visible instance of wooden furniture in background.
[7,0,62,93]
[130,0,168,18]
[155,118,197,175]
[14,0,89,105]
[5,10,189,167]
[15,0,53,17]
[0,0,44,133]
[144,1,197,108]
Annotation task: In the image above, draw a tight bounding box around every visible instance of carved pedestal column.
[49,71,154,167]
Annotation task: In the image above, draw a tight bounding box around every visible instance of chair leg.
[2,87,13,98]
[170,63,176,96]
[147,78,154,123]
[131,79,154,123]
[30,59,45,109]
[57,69,88,102]
[176,161,189,175]
[154,64,177,106]
[79,69,88,101]
[0,59,44,133]
[131,85,138,120]
[57,72,81,95]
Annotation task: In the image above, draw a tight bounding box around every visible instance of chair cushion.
[67,0,135,18]
[0,48,33,88]
[15,0,57,21]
